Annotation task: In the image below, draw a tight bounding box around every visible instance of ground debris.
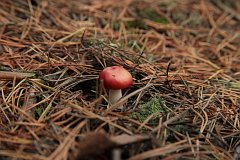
[0,0,239,159]
[71,131,149,160]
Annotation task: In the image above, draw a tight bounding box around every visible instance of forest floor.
[0,0,240,159]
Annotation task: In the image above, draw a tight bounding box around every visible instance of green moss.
[172,12,187,22]
[35,107,44,118]
[128,40,144,53]
[112,21,120,31]
[125,19,149,30]
[138,8,168,24]
[210,79,240,90]
[221,0,235,8]
[188,12,200,26]
[125,8,168,30]
[225,82,240,89]
[131,95,167,123]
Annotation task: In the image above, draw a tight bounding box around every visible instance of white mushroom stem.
[109,89,123,108]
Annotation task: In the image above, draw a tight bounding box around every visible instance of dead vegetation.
[0,0,239,159]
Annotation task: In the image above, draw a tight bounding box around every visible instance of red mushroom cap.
[99,66,133,90]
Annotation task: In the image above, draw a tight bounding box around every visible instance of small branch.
[0,71,35,80]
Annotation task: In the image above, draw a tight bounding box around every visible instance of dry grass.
[0,0,239,159]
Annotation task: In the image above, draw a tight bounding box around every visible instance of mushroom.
[99,66,133,108]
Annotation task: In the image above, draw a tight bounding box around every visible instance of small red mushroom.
[99,66,133,107]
